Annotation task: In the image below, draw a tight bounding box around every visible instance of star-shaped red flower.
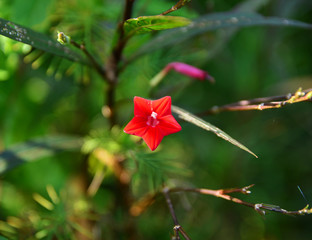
[124,96,182,151]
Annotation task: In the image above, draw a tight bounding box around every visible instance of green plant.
[0,0,311,239]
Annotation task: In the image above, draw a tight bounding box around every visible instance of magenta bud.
[165,62,215,83]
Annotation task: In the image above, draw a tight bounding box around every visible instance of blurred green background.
[0,0,312,239]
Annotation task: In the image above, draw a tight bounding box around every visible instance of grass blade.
[0,18,87,63]
[172,106,258,158]
[0,135,83,175]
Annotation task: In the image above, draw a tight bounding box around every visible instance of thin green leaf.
[124,15,191,37]
[172,106,258,158]
[0,135,83,175]
[202,0,270,61]
[234,0,269,12]
[131,12,312,59]
[0,18,87,63]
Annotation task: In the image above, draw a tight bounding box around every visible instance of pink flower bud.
[165,62,215,83]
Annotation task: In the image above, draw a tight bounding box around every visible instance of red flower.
[124,96,181,151]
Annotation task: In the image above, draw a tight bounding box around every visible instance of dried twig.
[161,0,191,16]
[199,88,312,116]
[169,185,312,216]
[163,187,191,240]
[131,184,312,218]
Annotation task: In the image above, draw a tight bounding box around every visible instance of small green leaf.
[0,18,87,63]
[172,106,258,158]
[0,135,83,175]
[124,15,191,37]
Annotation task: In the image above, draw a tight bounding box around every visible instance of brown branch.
[70,40,106,78]
[218,184,254,195]
[131,185,312,218]
[109,0,136,74]
[163,187,191,240]
[105,0,136,127]
[169,185,312,216]
[161,0,191,16]
[169,186,255,209]
[99,2,138,238]
[163,188,180,240]
[163,187,179,226]
[123,0,136,22]
[199,88,312,116]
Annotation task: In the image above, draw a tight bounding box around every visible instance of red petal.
[142,127,164,151]
[134,97,152,117]
[152,96,171,117]
[124,116,148,137]
[158,115,182,136]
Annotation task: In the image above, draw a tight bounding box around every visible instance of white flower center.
[146,111,159,127]
[151,111,157,119]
